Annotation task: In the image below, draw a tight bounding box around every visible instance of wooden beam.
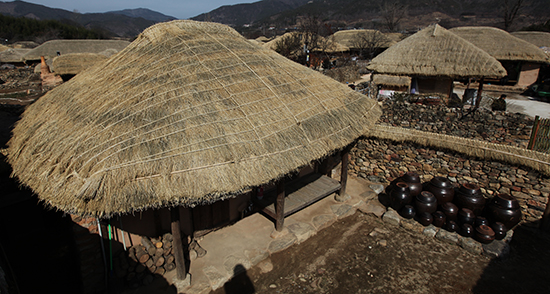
[171,207,187,280]
[338,148,350,197]
[474,78,484,109]
[275,179,286,231]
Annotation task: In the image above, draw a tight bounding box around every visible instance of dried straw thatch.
[0,44,9,52]
[449,27,549,63]
[7,20,381,218]
[367,24,507,79]
[511,31,550,49]
[372,74,411,87]
[368,125,550,176]
[22,39,131,62]
[263,32,348,53]
[0,48,30,63]
[332,29,394,49]
[255,36,271,43]
[52,53,108,75]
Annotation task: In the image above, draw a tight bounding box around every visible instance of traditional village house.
[450,26,549,88]
[7,20,381,292]
[22,39,130,63]
[332,29,400,60]
[51,53,108,80]
[367,24,506,102]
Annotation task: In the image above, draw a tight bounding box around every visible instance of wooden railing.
[528,116,550,154]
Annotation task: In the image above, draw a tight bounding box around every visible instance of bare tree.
[380,1,408,33]
[350,30,389,59]
[274,32,303,62]
[503,0,525,31]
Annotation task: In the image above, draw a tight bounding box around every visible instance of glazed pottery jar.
[390,182,412,211]
[457,208,476,225]
[425,176,454,204]
[486,193,522,230]
[475,225,495,244]
[460,223,474,238]
[475,216,489,227]
[440,202,458,222]
[454,183,486,215]
[445,220,458,232]
[400,205,416,219]
[432,211,446,227]
[415,191,437,215]
[491,222,508,240]
[399,171,423,197]
[416,212,433,226]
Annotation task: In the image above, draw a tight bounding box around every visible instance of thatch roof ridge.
[52,53,108,75]
[332,29,394,49]
[372,74,411,87]
[511,31,550,48]
[449,26,549,62]
[23,39,131,61]
[367,24,506,78]
[8,20,381,218]
[0,48,30,63]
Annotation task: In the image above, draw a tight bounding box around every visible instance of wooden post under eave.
[275,180,285,231]
[171,207,187,280]
[474,78,484,109]
[338,148,350,197]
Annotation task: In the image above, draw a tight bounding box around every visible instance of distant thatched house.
[51,53,108,78]
[332,29,398,58]
[372,74,411,97]
[367,24,506,98]
[7,20,381,290]
[0,48,30,65]
[450,26,549,88]
[22,39,130,63]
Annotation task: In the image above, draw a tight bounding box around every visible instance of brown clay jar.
[416,212,433,226]
[432,211,446,228]
[415,191,437,215]
[491,222,507,240]
[486,193,522,230]
[400,205,416,219]
[445,220,458,232]
[399,171,423,197]
[425,176,455,205]
[460,223,474,238]
[454,183,486,215]
[457,208,476,225]
[475,225,495,244]
[390,182,412,211]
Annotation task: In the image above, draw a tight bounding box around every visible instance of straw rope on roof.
[511,31,550,49]
[22,39,131,62]
[7,20,381,218]
[332,29,394,49]
[449,27,549,63]
[368,125,550,176]
[51,53,108,75]
[367,24,507,78]
[0,48,30,63]
[372,74,411,87]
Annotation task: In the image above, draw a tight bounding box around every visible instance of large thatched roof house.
[367,24,506,98]
[51,53,108,76]
[8,19,380,220]
[450,26,549,87]
[22,39,130,62]
[511,31,550,55]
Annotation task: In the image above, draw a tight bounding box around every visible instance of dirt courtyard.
[213,212,550,294]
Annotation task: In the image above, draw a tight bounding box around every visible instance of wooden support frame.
[170,207,187,280]
[338,147,350,197]
[275,180,285,231]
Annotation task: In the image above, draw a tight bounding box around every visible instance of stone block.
[382,209,401,226]
[203,266,227,290]
[460,237,483,255]
[312,214,336,231]
[482,240,510,259]
[358,199,386,217]
[244,249,269,267]
[369,184,385,195]
[331,204,356,219]
[422,225,439,238]
[268,233,297,254]
[287,222,316,243]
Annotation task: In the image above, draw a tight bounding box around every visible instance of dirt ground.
[213,212,550,294]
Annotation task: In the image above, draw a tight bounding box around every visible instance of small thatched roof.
[7,20,381,218]
[255,36,271,43]
[511,31,550,48]
[367,24,507,78]
[0,44,9,53]
[264,32,348,53]
[22,39,131,62]
[52,53,108,75]
[372,74,411,87]
[449,26,549,63]
[0,48,30,63]
[332,29,394,49]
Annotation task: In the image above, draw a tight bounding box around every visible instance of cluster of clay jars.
[387,172,522,244]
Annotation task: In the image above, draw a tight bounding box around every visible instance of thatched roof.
[0,48,30,63]
[372,74,410,87]
[52,53,108,75]
[22,39,131,62]
[449,26,549,63]
[264,32,348,53]
[511,31,550,48]
[7,20,381,218]
[332,29,394,49]
[367,24,507,78]
[255,36,271,43]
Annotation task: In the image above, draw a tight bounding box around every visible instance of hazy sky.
[23,0,258,19]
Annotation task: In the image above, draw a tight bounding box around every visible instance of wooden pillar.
[474,78,484,109]
[275,179,286,231]
[171,207,187,280]
[338,147,350,197]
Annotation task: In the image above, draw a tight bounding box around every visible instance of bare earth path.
[213,212,550,294]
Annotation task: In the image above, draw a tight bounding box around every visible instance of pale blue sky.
[23,0,257,19]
